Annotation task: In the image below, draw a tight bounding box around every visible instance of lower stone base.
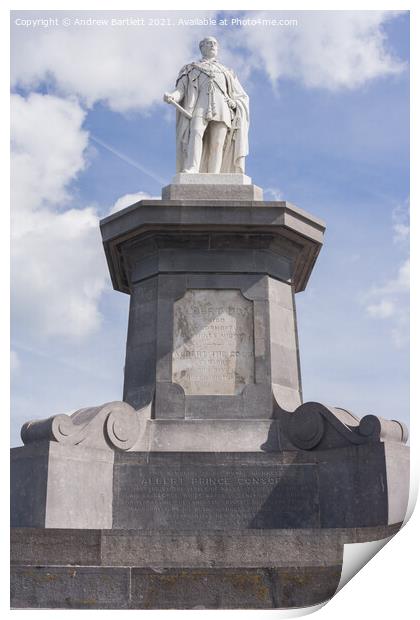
[11,565,342,610]
[11,524,401,609]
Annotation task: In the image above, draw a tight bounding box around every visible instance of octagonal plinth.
[100,200,325,417]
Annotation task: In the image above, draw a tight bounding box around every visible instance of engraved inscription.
[113,461,320,530]
[172,289,254,395]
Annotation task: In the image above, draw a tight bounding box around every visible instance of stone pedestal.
[162,173,263,200]
[100,196,324,422]
[10,178,410,609]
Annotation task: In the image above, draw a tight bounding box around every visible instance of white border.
[3,2,417,619]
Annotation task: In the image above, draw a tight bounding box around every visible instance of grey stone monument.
[11,38,409,610]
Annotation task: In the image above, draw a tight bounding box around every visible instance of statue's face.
[201,38,218,59]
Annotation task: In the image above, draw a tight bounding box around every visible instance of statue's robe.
[174,59,249,173]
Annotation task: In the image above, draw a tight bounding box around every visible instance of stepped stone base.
[11,524,401,609]
[162,173,263,200]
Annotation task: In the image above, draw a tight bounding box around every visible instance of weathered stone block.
[10,524,402,609]
[11,566,130,609]
[129,567,276,609]
[11,442,114,529]
[10,442,49,528]
[11,528,101,566]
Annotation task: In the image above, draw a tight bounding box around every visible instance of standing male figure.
[163,37,249,174]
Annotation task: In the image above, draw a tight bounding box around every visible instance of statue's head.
[199,36,218,60]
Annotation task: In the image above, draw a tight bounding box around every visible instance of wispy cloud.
[265,187,284,201]
[11,340,113,382]
[364,257,409,348]
[91,135,167,186]
[10,350,20,375]
[370,259,409,297]
[392,200,409,244]
[363,197,409,347]
[366,299,396,319]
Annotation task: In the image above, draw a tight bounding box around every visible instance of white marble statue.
[163,36,249,174]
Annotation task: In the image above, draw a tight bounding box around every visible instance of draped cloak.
[174,61,249,173]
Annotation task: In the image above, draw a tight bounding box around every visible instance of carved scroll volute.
[288,405,325,450]
[287,401,409,451]
[21,401,148,451]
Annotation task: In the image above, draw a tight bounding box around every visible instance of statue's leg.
[183,116,207,173]
[207,122,228,173]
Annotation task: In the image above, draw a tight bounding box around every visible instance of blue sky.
[10,10,409,446]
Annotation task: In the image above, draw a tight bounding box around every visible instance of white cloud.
[390,314,409,349]
[10,12,407,344]
[10,94,164,341]
[235,11,404,91]
[11,92,88,217]
[265,187,284,201]
[11,13,217,112]
[11,350,20,374]
[11,93,108,340]
[372,259,409,296]
[393,222,409,244]
[392,200,409,244]
[366,299,395,319]
[11,12,404,116]
[364,196,409,348]
[109,192,159,214]
[364,259,409,347]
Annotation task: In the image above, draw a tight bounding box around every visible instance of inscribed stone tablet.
[172,289,254,395]
[112,453,320,530]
